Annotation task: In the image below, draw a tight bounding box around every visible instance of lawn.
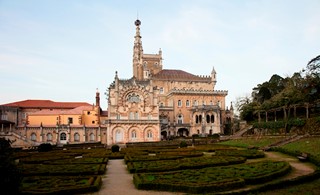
[218,137,284,148]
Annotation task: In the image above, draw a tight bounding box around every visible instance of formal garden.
[1,135,320,194]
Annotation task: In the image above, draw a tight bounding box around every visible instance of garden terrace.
[133,161,291,194]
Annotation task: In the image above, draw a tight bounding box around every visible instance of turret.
[133,19,143,80]
[211,66,217,89]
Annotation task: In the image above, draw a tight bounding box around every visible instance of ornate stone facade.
[105,19,233,145]
[1,19,233,147]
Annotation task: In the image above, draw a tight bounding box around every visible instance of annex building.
[0,20,233,147]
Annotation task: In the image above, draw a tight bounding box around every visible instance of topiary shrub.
[179,141,188,148]
[211,133,220,140]
[38,143,53,152]
[111,144,120,153]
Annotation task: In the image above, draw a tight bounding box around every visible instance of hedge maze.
[123,144,294,194]
[15,146,112,194]
[13,140,317,194]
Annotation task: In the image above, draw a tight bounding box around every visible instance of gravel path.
[87,152,316,195]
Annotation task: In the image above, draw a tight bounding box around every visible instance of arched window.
[197,129,200,134]
[160,102,164,107]
[134,112,139,120]
[194,100,198,106]
[199,115,202,123]
[90,133,95,141]
[186,100,190,107]
[31,133,36,141]
[147,131,153,138]
[177,114,183,124]
[74,133,80,142]
[129,112,134,120]
[159,87,164,94]
[210,100,213,105]
[206,114,210,123]
[195,115,199,124]
[211,115,215,123]
[178,100,182,107]
[131,130,137,139]
[47,133,52,141]
[60,133,66,141]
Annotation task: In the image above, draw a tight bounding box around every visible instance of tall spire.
[133,19,143,79]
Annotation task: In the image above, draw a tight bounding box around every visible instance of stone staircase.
[232,125,254,138]
[0,131,41,148]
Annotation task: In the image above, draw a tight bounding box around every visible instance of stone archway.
[59,132,67,144]
[115,129,123,143]
[177,128,189,137]
[161,131,168,140]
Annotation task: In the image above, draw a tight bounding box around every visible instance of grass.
[218,137,284,148]
[277,137,320,165]
[257,178,320,195]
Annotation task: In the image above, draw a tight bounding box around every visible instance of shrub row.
[43,157,108,165]
[20,164,106,176]
[253,118,306,130]
[133,160,290,194]
[215,149,265,159]
[20,176,102,194]
[127,156,246,173]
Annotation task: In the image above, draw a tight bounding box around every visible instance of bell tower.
[133,19,143,80]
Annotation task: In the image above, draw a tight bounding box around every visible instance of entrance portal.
[115,130,123,143]
[60,132,67,144]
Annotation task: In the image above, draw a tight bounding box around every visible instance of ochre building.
[0,20,233,147]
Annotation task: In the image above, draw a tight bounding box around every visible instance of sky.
[1,0,319,110]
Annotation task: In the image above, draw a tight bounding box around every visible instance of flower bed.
[43,157,108,165]
[20,163,106,176]
[133,160,291,194]
[20,176,102,194]
[127,156,246,173]
[125,154,183,163]
[215,149,265,159]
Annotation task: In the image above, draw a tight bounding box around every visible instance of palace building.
[0,19,233,147]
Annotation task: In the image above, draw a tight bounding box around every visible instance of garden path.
[88,159,183,195]
[87,152,316,195]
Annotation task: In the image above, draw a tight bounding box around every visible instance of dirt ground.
[86,152,317,195]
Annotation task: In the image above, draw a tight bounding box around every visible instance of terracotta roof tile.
[1,100,91,109]
[29,106,94,116]
[152,69,211,81]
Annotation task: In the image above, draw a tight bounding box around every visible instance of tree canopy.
[236,55,320,121]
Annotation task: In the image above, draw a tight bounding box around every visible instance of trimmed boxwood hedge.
[133,160,291,194]
[43,157,108,165]
[215,149,265,159]
[127,156,246,173]
[20,176,102,194]
[20,163,106,176]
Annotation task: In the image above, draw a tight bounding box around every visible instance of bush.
[38,143,53,152]
[210,134,220,139]
[111,145,120,153]
[179,141,188,148]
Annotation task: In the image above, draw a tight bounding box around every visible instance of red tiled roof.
[152,69,210,81]
[1,100,91,109]
[29,106,94,116]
